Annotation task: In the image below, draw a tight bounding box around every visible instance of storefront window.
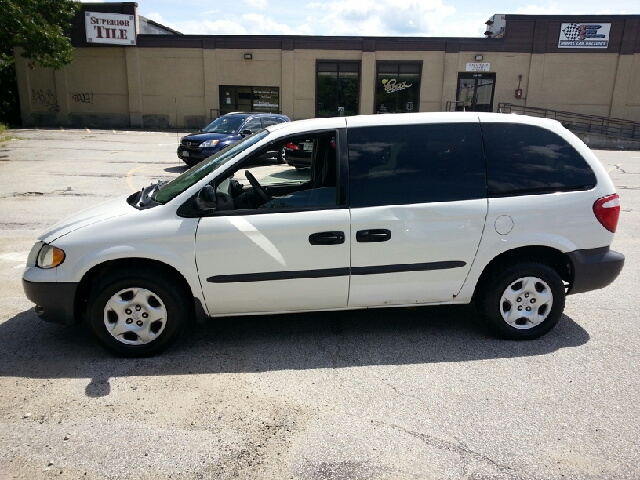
[219,86,280,115]
[375,63,422,114]
[316,62,360,118]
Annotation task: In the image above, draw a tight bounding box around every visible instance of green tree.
[0,0,80,124]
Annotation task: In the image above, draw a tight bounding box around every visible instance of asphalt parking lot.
[0,128,638,480]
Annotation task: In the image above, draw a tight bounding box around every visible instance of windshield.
[152,130,269,204]
[202,116,245,134]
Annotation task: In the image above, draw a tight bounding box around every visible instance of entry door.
[456,73,496,112]
[219,86,252,115]
[196,210,351,315]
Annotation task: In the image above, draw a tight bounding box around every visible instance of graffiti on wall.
[31,89,60,112]
[71,92,94,104]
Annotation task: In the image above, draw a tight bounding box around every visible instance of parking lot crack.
[380,381,430,408]
[371,420,514,474]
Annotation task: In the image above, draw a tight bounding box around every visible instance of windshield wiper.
[129,181,168,209]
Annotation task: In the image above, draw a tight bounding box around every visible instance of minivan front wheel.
[87,269,188,357]
[477,263,565,339]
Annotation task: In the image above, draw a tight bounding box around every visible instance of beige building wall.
[64,48,129,125]
[531,53,619,117]
[15,49,58,124]
[612,53,640,120]
[139,48,204,128]
[14,44,640,127]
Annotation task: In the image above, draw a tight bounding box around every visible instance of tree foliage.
[0,0,79,124]
[0,0,80,69]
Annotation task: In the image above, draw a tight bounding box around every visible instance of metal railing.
[497,103,640,141]
[445,101,466,112]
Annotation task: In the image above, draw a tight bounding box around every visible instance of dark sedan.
[177,112,289,166]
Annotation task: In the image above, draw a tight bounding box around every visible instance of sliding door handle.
[356,229,391,243]
[309,231,345,245]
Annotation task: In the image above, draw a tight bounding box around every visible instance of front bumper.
[176,146,217,165]
[22,279,78,325]
[567,246,625,294]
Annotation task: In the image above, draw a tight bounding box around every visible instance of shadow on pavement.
[164,165,188,174]
[0,304,589,398]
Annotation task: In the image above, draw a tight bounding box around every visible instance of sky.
[84,0,640,38]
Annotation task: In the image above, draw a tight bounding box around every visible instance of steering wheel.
[245,170,270,203]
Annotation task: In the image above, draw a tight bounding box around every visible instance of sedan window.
[202,116,245,134]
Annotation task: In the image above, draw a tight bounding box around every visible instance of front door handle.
[309,231,345,245]
[356,229,391,243]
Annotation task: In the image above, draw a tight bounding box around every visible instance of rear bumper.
[22,279,78,325]
[567,247,624,295]
[284,152,312,168]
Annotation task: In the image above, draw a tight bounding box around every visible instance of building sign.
[558,23,610,48]
[85,12,136,46]
[251,88,279,112]
[466,63,491,72]
[381,78,412,93]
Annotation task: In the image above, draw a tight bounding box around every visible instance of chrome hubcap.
[499,276,553,329]
[103,288,167,345]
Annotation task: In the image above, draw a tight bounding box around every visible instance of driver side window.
[216,132,339,212]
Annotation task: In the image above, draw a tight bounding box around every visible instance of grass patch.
[0,123,16,144]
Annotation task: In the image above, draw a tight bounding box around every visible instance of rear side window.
[263,117,283,127]
[348,123,486,208]
[243,118,263,133]
[482,123,597,196]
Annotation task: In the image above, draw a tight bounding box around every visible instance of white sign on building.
[466,63,491,72]
[558,23,610,48]
[85,11,136,46]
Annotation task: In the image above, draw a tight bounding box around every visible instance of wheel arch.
[472,245,573,301]
[73,258,204,325]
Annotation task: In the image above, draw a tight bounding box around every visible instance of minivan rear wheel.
[477,262,565,339]
[87,269,188,357]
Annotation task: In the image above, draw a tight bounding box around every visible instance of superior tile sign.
[558,23,610,48]
[85,12,136,45]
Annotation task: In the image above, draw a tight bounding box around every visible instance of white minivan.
[23,113,624,357]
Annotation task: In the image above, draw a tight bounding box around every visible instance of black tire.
[476,262,565,340]
[87,268,189,357]
[277,146,286,164]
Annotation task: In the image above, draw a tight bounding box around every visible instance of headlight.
[200,139,219,148]
[26,241,44,267]
[36,244,66,269]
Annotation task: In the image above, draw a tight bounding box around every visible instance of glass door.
[219,86,280,115]
[455,73,496,112]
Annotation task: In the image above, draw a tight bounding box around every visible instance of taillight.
[593,194,620,233]
[285,142,300,150]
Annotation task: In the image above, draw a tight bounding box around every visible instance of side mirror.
[195,185,217,211]
[240,129,253,136]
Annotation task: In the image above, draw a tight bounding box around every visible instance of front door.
[196,210,350,315]
[195,130,349,315]
[456,73,496,112]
